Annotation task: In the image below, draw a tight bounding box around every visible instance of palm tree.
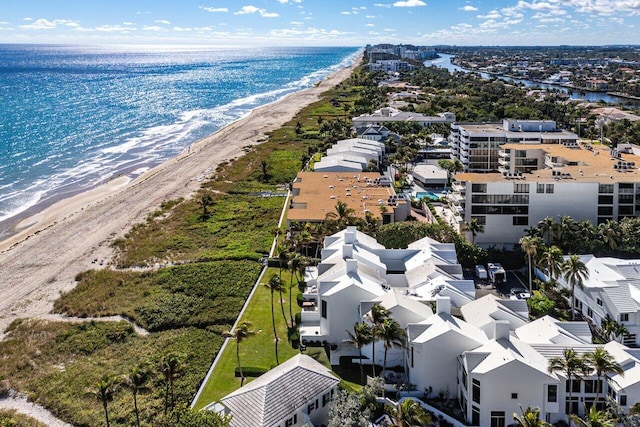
[159,352,184,415]
[345,322,373,384]
[325,200,356,231]
[548,348,588,417]
[379,318,405,372]
[538,216,556,245]
[583,348,624,406]
[562,255,589,320]
[558,215,577,244]
[287,253,300,327]
[569,406,616,427]
[260,160,269,182]
[198,193,214,219]
[538,245,564,284]
[367,303,390,377]
[224,321,257,386]
[598,220,621,251]
[601,315,629,343]
[386,399,432,427]
[465,218,485,245]
[88,374,120,427]
[122,364,152,427]
[520,236,543,294]
[276,244,290,279]
[264,274,285,365]
[513,405,551,427]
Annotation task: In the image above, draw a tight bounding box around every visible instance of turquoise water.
[0,45,359,235]
[415,192,440,201]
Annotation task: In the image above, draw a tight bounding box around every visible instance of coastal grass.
[0,319,222,427]
[192,268,328,409]
[54,260,262,332]
[0,410,47,427]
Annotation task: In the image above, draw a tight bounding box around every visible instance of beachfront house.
[205,354,339,427]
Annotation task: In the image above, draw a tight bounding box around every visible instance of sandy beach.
[0,58,359,335]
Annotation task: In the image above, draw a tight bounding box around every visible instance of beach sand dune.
[0,60,358,335]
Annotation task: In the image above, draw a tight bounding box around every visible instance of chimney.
[435,296,450,315]
[342,244,353,259]
[345,227,357,244]
[493,320,510,341]
[346,259,358,274]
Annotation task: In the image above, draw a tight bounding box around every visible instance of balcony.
[498,158,510,167]
[301,302,320,322]
[452,182,465,193]
[498,149,511,159]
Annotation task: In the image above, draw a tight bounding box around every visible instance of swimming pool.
[415,191,440,201]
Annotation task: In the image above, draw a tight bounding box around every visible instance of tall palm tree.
[276,244,290,279]
[513,405,552,427]
[538,216,556,245]
[558,215,577,244]
[598,220,621,251]
[264,274,285,365]
[325,200,357,231]
[198,193,214,219]
[584,348,624,406]
[386,399,432,427]
[287,253,300,327]
[122,364,152,427]
[548,348,588,417]
[466,218,485,245]
[520,236,543,294]
[562,255,589,320]
[159,352,184,415]
[224,321,257,386]
[380,318,405,372]
[538,245,564,284]
[367,303,390,377]
[88,374,120,427]
[569,406,616,427]
[345,322,373,384]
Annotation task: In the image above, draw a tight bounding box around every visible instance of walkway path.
[0,392,72,427]
[34,314,149,336]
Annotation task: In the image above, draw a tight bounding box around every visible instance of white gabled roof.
[408,312,488,345]
[365,289,434,326]
[465,337,555,379]
[515,315,592,345]
[601,284,640,314]
[604,341,640,390]
[214,355,339,427]
[460,295,529,331]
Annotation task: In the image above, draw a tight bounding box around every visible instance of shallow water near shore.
[0,44,359,237]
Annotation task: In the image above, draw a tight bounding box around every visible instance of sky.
[0,0,639,47]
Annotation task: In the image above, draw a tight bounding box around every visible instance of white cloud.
[142,25,166,31]
[477,10,502,19]
[393,0,426,6]
[374,3,392,8]
[94,24,137,32]
[199,6,228,13]
[341,11,351,15]
[173,26,193,32]
[19,18,80,30]
[290,21,304,26]
[155,20,171,25]
[461,5,478,11]
[235,6,279,18]
[366,23,375,27]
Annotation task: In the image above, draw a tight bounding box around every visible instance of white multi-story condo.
[448,142,640,247]
[449,119,578,172]
[299,228,640,425]
[353,107,455,129]
[555,254,640,347]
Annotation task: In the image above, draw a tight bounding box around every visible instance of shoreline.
[0,53,361,334]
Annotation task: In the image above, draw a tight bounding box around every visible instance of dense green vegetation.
[0,410,47,427]
[0,319,223,426]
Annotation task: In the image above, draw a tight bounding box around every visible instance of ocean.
[0,44,359,237]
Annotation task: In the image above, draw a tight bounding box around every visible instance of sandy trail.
[0,393,73,427]
[0,59,359,336]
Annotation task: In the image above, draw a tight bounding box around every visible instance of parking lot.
[464,268,529,299]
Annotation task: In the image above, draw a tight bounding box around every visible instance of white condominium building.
[449,119,578,172]
[448,142,640,247]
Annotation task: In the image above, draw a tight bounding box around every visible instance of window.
[307,400,318,414]
[537,183,545,193]
[599,184,614,194]
[471,216,486,225]
[511,393,518,399]
[472,183,487,193]
[566,397,579,415]
[546,184,554,194]
[513,183,529,193]
[619,206,634,215]
[322,391,332,407]
[598,206,613,216]
[513,216,528,226]
[621,395,628,406]
[566,379,580,393]
[472,379,481,404]
[584,380,598,394]
[491,411,506,427]
[621,313,630,322]
[548,385,557,403]
[462,368,468,389]
[285,414,298,427]
[598,195,614,204]
[597,298,603,307]
[587,308,593,318]
[472,407,480,425]
[516,150,526,157]
[321,300,327,318]
[410,346,414,368]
